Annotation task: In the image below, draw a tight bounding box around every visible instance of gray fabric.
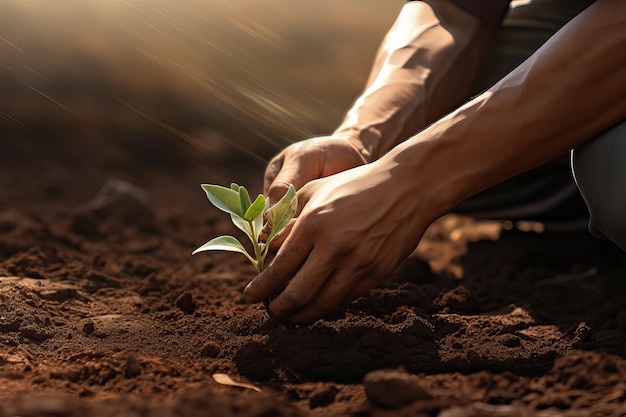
[451,0,626,252]
[455,0,593,219]
[572,121,626,251]
[474,0,595,93]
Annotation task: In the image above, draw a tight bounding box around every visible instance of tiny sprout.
[192,183,297,273]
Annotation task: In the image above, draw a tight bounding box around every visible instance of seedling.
[192,183,297,273]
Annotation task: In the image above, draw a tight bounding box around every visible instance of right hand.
[264,136,368,204]
[247,154,439,324]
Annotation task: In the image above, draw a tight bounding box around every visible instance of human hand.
[245,159,438,324]
[264,136,367,204]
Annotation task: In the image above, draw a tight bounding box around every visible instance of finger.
[264,154,284,196]
[266,247,335,318]
[243,228,313,303]
[267,158,316,204]
[285,267,361,324]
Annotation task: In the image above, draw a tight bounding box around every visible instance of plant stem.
[248,220,264,273]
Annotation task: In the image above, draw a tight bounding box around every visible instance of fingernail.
[242,283,254,302]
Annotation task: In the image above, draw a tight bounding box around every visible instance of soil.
[1,137,625,417]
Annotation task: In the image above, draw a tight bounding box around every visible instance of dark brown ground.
[0,135,625,417]
[1,2,625,414]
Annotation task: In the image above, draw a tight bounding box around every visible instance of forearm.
[334,0,491,162]
[387,0,626,217]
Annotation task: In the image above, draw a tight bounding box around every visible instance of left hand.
[243,159,438,324]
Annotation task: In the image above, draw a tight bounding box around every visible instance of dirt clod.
[200,342,221,358]
[500,334,521,348]
[82,321,95,335]
[308,385,338,409]
[124,355,142,378]
[175,292,196,314]
[363,368,431,409]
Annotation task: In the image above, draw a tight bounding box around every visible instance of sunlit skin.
[262,0,489,204]
[244,0,626,324]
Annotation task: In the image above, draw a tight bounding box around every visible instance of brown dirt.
[1,138,625,417]
[4,1,624,415]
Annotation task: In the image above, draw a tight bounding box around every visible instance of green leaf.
[230,213,252,237]
[244,194,266,222]
[202,184,243,217]
[192,235,255,265]
[230,183,240,192]
[239,186,252,214]
[264,184,297,246]
[252,196,270,242]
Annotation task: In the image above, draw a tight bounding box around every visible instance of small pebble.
[82,321,95,335]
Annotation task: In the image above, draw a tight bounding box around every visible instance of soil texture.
[1,138,625,417]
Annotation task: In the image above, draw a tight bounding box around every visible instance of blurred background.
[0,0,405,193]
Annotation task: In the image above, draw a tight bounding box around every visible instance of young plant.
[192,183,297,273]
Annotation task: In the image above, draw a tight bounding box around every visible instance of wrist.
[332,128,376,163]
[382,141,461,223]
[379,110,488,221]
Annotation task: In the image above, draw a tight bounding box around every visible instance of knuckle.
[268,184,289,202]
[265,158,281,176]
[271,179,290,190]
[296,217,320,241]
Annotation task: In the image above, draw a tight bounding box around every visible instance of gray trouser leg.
[572,121,626,252]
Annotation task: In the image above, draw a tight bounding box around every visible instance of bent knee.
[587,202,626,252]
[572,121,626,251]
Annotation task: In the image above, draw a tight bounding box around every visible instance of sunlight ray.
[24,83,72,114]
